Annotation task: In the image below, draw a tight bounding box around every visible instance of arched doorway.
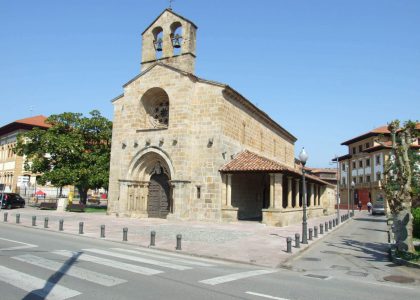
[147,172,171,218]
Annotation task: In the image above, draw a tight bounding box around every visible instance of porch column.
[313,184,318,207]
[226,174,233,207]
[310,183,315,207]
[287,177,293,208]
[318,185,321,206]
[270,173,283,209]
[295,179,300,207]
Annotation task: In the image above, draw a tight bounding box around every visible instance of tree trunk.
[78,187,88,205]
[392,209,415,253]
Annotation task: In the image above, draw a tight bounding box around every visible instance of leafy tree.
[382,120,419,253]
[14,110,112,204]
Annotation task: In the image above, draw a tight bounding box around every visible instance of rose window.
[150,101,169,127]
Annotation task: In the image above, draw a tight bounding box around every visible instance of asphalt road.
[0,212,419,300]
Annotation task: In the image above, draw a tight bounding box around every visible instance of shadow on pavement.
[22,251,82,300]
[354,217,387,223]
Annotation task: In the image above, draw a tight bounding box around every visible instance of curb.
[388,246,420,270]
[278,216,354,268]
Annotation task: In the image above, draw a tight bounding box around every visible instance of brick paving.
[1,206,353,268]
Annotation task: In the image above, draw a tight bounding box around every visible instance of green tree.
[382,120,419,253]
[14,110,112,204]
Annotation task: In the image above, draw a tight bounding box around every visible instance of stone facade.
[108,9,335,226]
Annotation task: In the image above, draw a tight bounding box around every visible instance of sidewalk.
[1,207,354,268]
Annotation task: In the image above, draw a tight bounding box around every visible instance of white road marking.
[200,269,276,285]
[134,247,231,265]
[0,237,37,251]
[112,248,214,267]
[13,254,127,287]
[0,265,81,300]
[246,291,290,300]
[53,250,163,275]
[83,248,192,270]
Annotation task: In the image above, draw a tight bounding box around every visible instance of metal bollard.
[4,212,7,222]
[32,216,36,226]
[79,222,84,234]
[387,230,391,243]
[309,228,313,240]
[176,234,182,250]
[333,219,336,227]
[59,219,64,231]
[150,231,156,246]
[44,217,49,228]
[314,226,318,238]
[295,233,300,248]
[123,227,128,241]
[320,223,324,234]
[100,225,105,238]
[286,237,292,253]
[336,218,339,225]
[329,220,332,230]
[325,222,329,232]
[16,213,20,224]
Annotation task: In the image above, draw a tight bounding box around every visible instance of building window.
[376,172,381,181]
[342,178,346,185]
[352,161,356,169]
[141,87,170,129]
[365,142,370,149]
[376,155,381,165]
[353,177,357,184]
[342,163,345,171]
[366,158,370,167]
[352,147,356,154]
[196,186,201,199]
[366,175,371,182]
[358,145,363,152]
[359,160,363,168]
[359,176,363,183]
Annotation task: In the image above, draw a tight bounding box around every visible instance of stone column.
[318,185,321,206]
[313,185,318,207]
[270,173,283,209]
[287,177,293,208]
[226,174,233,207]
[310,183,315,207]
[295,179,300,207]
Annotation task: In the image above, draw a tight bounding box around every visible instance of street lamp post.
[351,180,355,216]
[299,148,309,244]
[335,155,340,225]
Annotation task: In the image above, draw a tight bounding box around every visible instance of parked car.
[371,201,385,215]
[0,193,25,209]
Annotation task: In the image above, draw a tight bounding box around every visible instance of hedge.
[413,208,420,239]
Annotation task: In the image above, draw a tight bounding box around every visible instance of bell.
[171,34,182,48]
[154,38,163,51]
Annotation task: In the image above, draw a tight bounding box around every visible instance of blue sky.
[1,0,419,167]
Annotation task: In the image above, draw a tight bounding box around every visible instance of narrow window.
[359,160,363,168]
[170,22,183,56]
[352,161,356,169]
[366,158,370,167]
[359,176,363,183]
[358,145,363,152]
[342,163,345,171]
[365,142,370,148]
[366,175,371,182]
[152,27,163,59]
[196,186,201,199]
[352,147,356,154]
[376,155,381,165]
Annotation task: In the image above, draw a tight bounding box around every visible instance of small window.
[342,178,346,185]
[376,172,381,181]
[366,175,371,182]
[376,155,381,165]
[359,160,363,168]
[352,161,356,169]
[359,176,363,183]
[366,158,370,167]
[365,142,370,149]
[353,177,357,184]
[359,145,363,152]
[342,164,345,171]
[352,147,356,154]
[196,186,201,199]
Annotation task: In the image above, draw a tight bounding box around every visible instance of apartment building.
[0,116,49,193]
[336,124,420,209]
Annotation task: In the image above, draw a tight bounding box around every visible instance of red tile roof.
[14,115,50,128]
[219,150,332,186]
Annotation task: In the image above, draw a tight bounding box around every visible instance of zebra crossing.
[1,246,276,299]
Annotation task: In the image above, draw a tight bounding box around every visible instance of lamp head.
[299,147,308,166]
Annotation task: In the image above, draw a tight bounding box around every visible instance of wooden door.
[147,173,170,218]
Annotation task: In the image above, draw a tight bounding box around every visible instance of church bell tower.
[141,9,197,74]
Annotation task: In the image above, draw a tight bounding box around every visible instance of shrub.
[413,208,420,239]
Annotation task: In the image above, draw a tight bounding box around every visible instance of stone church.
[108,9,335,226]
